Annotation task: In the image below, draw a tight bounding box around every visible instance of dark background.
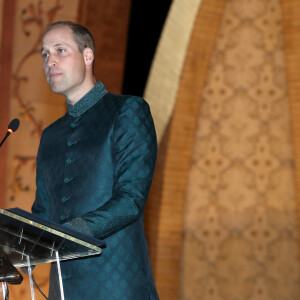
[122,0,172,96]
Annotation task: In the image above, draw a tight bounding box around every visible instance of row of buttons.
[60,121,80,222]
[61,176,73,220]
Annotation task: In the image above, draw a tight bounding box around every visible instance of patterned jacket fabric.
[32,81,159,299]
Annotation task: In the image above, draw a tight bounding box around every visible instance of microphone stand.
[0,132,11,148]
[0,119,21,299]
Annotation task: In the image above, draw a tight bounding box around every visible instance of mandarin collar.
[66,81,108,117]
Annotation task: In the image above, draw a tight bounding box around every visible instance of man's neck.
[65,79,96,105]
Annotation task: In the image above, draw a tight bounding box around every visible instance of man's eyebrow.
[41,43,68,53]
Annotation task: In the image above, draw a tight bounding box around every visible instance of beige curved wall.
[145,0,300,299]
[181,0,300,299]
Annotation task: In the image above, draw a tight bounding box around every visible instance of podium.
[0,208,105,300]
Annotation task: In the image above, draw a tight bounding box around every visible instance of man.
[32,21,159,299]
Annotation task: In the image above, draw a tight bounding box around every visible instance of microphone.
[0,119,20,148]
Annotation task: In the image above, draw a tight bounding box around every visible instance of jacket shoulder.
[103,92,148,104]
[102,93,150,114]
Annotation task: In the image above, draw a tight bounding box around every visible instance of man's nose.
[47,54,57,68]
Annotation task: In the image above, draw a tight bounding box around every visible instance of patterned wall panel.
[180,1,300,299]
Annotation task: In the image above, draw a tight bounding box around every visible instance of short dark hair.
[44,21,95,54]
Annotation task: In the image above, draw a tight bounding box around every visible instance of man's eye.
[42,53,49,59]
[58,49,65,54]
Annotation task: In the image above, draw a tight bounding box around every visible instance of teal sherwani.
[32,82,159,299]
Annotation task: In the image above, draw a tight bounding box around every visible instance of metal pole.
[55,251,65,300]
[1,282,6,300]
[26,255,35,300]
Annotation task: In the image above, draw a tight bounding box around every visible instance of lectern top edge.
[0,209,102,253]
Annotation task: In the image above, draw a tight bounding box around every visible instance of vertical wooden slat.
[280,0,300,234]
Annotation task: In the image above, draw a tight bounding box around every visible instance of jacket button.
[64,177,73,183]
[66,158,73,164]
[60,215,67,221]
[61,196,70,203]
[70,122,80,128]
[67,140,78,147]
[62,273,67,280]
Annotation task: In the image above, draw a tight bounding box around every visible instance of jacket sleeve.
[65,97,157,239]
[31,132,51,221]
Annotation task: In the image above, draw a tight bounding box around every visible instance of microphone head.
[8,119,20,133]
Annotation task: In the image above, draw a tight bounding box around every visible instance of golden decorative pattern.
[181,0,300,299]
[7,0,63,204]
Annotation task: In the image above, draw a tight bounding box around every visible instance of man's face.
[41,26,87,99]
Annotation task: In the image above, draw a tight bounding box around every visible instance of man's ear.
[83,47,94,66]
